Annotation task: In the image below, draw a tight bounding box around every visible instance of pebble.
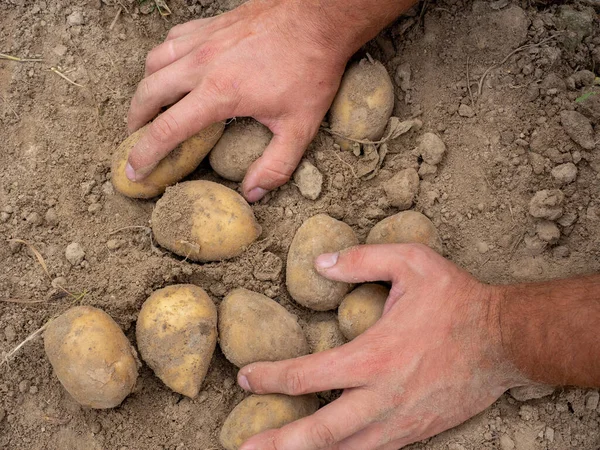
[26,212,42,226]
[106,239,123,251]
[529,189,564,220]
[500,131,515,146]
[102,181,115,196]
[67,10,84,26]
[557,211,577,227]
[88,203,102,214]
[499,434,515,450]
[586,391,599,410]
[418,133,446,165]
[293,160,323,200]
[91,422,102,434]
[560,110,595,150]
[476,241,489,254]
[29,385,38,395]
[9,240,22,254]
[65,242,85,265]
[327,204,345,219]
[0,212,10,223]
[18,380,30,393]
[458,104,475,118]
[51,277,67,288]
[3,205,14,214]
[509,384,555,401]
[395,63,411,92]
[545,427,555,443]
[4,325,16,343]
[553,245,570,258]
[383,168,419,210]
[536,221,560,243]
[45,208,58,226]
[418,162,437,178]
[551,162,577,185]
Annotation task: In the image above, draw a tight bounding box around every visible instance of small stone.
[572,70,595,87]
[8,240,22,254]
[88,203,102,214]
[29,385,38,395]
[26,212,42,226]
[45,208,58,226]
[418,162,437,178]
[253,252,283,281]
[551,162,577,185]
[0,212,10,223]
[102,181,115,196]
[585,391,599,410]
[541,73,567,92]
[499,434,515,450]
[553,245,570,258]
[557,211,577,227]
[458,104,475,118]
[65,242,85,265]
[529,189,564,220]
[383,168,419,210]
[500,131,515,146]
[545,427,555,442]
[293,160,323,200]
[476,241,489,254]
[4,325,16,343]
[52,44,68,57]
[536,221,560,243]
[51,277,67,289]
[395,63,411,92]
[18,380,30,393]
[91,422,102,434]
[418,133,446,165]
[509,384,555,401]
[560,110,595,150]
[327,204,345,220]
[106,239,123,251]
[67,11,84,26]
[3,205,14,214]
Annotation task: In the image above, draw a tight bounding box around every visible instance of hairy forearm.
[499,274,600,387]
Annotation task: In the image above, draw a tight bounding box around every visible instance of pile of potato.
[43,56,445,449]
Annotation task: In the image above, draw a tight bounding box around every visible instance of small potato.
[286,214,359,311]
[338,284,389,340]
[151,180,261,261]
[209,118,272,182]
[305,313,346,353]
[219,288,309,367]
[220,394,319,450]
[44,306,138,409]
[329,58,394,151]
[111,122,225,199]
[366,211,443,254]
[136,284,217,398]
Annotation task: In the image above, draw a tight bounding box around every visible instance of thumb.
[241,124,312,202]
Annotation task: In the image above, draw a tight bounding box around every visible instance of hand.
[126,0,351,202]
[237,244,523,450]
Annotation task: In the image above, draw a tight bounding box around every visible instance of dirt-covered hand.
[237,244,523,450]
[125,0,350,202]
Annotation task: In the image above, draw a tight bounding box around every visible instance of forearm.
[499,274,600,387]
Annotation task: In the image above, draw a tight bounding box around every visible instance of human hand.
[237,244,523,450]
[125,0,352,202]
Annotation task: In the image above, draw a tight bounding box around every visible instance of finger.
[238,342,369,396]
[239,390,377,450]
[241,123,312,202]
[128,59,201,133]
[145,33,205,77]
[126,84,234,181]
[337,422,387,450]
[164,17,213,41]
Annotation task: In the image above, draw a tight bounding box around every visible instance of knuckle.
[137,78,152,104]
[309,422,337,448]
[191,44,217,66]
[149,113,180,144]
[282,367,307,395]
[262,163,293,186]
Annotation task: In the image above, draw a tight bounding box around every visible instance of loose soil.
[1,0,600,449]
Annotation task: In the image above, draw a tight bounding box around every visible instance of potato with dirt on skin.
[328,58,395,151]
[111,122,225,199]
[209,118,272,182]
[44,306,139,409]
[219,288,309,367]
[220,394,320,450]
[151,180,261,261]
[338,284,390,340]
[366,210,443,254]
[136,284,217,398]
[286,214,359,311]
[305,312,346,353]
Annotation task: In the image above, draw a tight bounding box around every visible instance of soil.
[1,0,600,449]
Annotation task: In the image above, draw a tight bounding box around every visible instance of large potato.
[366,211,443,254]
[209,118,272,182]
[287,214,359,311]
[338,284,389,340]
[151,180,261,261]
[220,394,319,450]
[136,284,217,398]
[111,122,225,199]
[329,58,394,151]
[305,313,346,353]
[44,306,138,409]
[219,288,309,367]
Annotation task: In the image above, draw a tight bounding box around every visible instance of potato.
[338,284,389,340]
[220,394,319,450]
[287,214,359,311]
[219,288,309,367]
[151,180,261,261]
[329,58,394,151]
[136,284,217,398]
[209,118,272,182]
[366,211,443,254]
[44,306,138,409]
[305,313,346,353]
[111,122,225,199]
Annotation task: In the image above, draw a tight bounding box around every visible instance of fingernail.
[238,375,251,391]
[245,187,268,203]
[315,252,339,269]
[125,163,136,181]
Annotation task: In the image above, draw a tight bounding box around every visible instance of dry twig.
[0,53,43,62]
[1,322,49,367]
[109,7,122,30]
[49,67,84,88]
